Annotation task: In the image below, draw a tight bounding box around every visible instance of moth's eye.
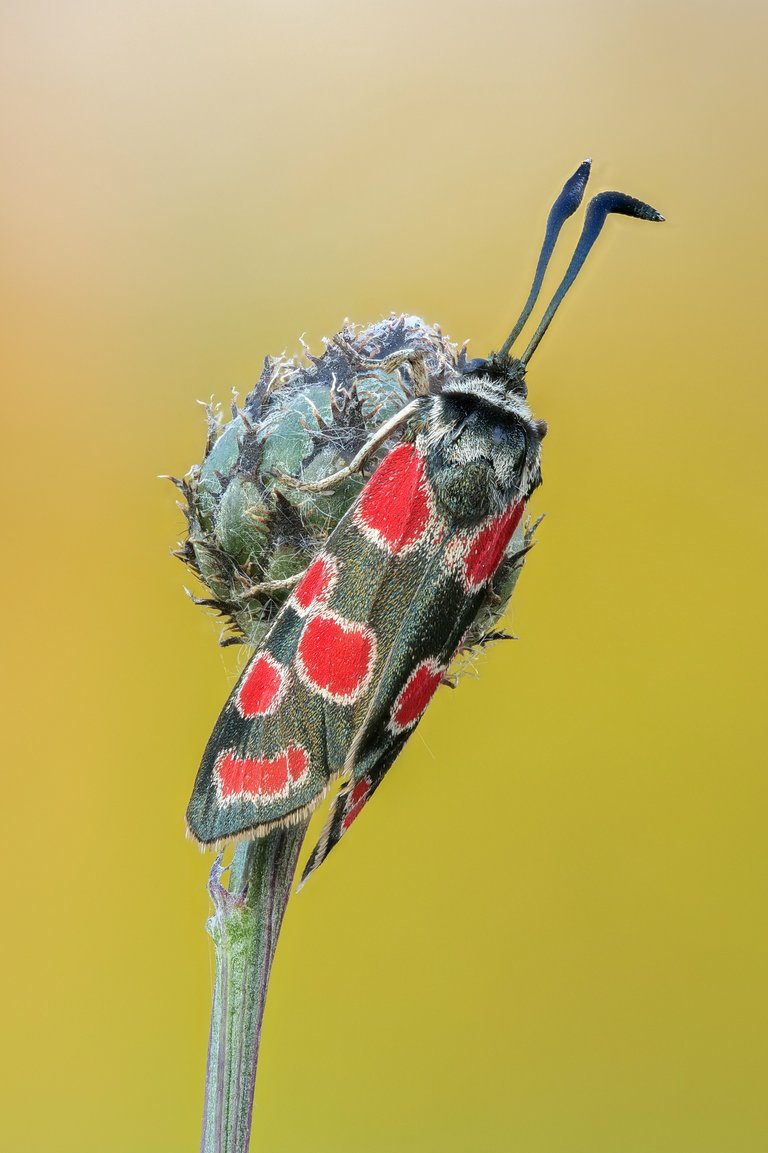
[448,414,470,443]
[493,423,527,463]
[493,421,516,442]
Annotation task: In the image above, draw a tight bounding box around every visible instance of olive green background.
[2,3,766,1151]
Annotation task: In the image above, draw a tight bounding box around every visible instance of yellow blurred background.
[2,2,766,1150]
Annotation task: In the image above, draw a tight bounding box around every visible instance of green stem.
[200,823,308,1153]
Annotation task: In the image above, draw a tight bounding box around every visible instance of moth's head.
[425,368,546,507]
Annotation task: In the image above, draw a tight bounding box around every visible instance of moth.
[186,160,662,886]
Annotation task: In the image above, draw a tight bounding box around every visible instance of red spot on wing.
[236,653,286,717]
[286,745,308,782]
[390,658,444,734]
[354,443,432,554]
[463,501,524,588]
[292,554,337,614]
[299,775,376,885]
[342,776,373,831]
[297,612,376,703]
[215,744,309,802]
[260,753,286,796]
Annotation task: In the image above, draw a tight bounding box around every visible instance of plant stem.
[200,823,308,1153]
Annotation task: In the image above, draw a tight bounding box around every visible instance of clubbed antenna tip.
[519,188,664,365]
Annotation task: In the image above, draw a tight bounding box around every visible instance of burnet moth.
[185,160,663,886]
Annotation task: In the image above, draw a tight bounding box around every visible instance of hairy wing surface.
[187,440,447,846]
[299,486,526,883]
[186,600,332,844]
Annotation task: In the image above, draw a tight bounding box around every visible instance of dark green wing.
[299,498,525,883]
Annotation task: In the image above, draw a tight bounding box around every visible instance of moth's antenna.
[497,159,592,361]
[520,191,664,366]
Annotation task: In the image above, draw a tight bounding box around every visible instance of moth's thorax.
[419,374,544,522]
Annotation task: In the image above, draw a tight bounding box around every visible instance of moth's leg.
[331,334,411,372]
[241,571,304,600]
[503,515,545,570]
[523,513,545,549]
[332,336,433,397]
[276,399,421,493]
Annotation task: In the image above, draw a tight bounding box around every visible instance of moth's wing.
[186,603,342,845]
[186,442,432,847]
[299,497,525,885]
[186,440,438,846]
[297,544,482,883]
[295,750,397,888]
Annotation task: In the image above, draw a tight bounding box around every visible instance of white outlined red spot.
[235,652,287,718]
[341,776,373,832]
[290,554,338,615]
[461,500,524,590]
[214,744,310,805]
[354,443,433,555]
[388,657,445,735]
[296,611,377,704]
